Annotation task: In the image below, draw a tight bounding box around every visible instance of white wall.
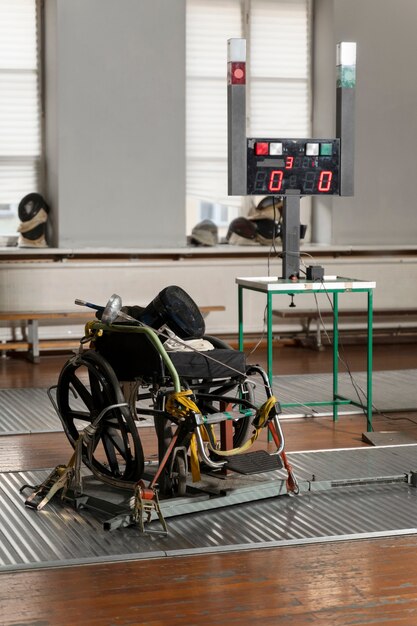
[44,0,186,248]
[1,251,416,336]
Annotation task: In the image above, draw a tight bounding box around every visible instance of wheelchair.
[51,286,297,503]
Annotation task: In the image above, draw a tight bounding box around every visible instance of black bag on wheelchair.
[93,285,245,381]
[139,285,206,339]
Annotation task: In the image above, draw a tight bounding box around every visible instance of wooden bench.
[0,311,95,363]
[199,305,225,317]
[272,307,417,349]
[0,305,226,363]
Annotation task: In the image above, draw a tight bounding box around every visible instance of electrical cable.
[258,204,411,431]
[370,409,417,426]
[316,281,370,412]
[309,281,373,429]
[248,304,268,357]
[240,207,411,429]
[310,275,416,433]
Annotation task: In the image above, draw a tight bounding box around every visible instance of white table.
[236,276,376,431]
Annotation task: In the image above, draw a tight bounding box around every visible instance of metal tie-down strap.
[132,480,168,535]
[20,403,126,511]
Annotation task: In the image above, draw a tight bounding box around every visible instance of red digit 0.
[269,170,283,192]
[318,171,332,192]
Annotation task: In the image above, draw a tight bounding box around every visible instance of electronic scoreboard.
[227,39,356,277]
[247,138,340,196]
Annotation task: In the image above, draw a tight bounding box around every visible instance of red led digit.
[318,171,333,192]
[285,156,294,169]
[268,170,283,192]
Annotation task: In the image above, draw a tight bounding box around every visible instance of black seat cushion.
[94,330,246,382]
[169,348,246,380]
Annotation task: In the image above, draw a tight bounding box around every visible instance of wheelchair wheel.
[201,336,255,449]
[192,379,255,450]
[171,454,187,497]
[56,350,145,488]
[230,380,255,448]
[153,379,254,493]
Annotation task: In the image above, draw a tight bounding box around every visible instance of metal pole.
[336,42,356,196]
[267,291,273,383]
[333,291,339,422]
[227,39,247,196]
[281,195,301,279]
[238,285,244,351]
[366,289,373,432]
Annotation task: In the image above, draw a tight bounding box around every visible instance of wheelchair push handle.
[75,294,137,325]
[74,298,104,313]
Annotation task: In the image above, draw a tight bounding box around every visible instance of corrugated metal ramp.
[2,368,417,434]
[2,445,417,573]
[274,368,417,417]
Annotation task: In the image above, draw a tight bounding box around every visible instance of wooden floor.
[1,341,417,625]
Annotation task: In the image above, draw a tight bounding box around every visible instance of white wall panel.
[0,254,415,338]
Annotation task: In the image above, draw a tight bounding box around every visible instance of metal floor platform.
[273,368,417,417]
[2,368,417,434]
[2,444,417,573]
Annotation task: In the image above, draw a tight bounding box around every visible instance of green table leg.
[333,291,339,422]
[267,291,273,384]
[366,289,373,432]
[238,286,243,352]
[267,291,274,442]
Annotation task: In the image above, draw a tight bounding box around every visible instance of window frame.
[0,0,42,237]
[186,0,312,238]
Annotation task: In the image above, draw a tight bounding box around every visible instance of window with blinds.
[0,0,41,237]
[186,0,311,237]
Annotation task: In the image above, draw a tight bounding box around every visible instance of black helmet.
[18,193,50,222]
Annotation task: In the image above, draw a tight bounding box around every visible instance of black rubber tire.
[56,350,144,487]
[171,454,187,497]
[202,335,254,448]
[231,380,255,448]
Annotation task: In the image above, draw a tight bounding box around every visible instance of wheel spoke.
[68,374,94,413]
[65,410,92,423]
[103,425,131,459]
[101,431,123,475]
[88,368,106,410]
[56,350,144,486]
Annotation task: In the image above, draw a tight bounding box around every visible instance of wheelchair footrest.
[225,450,283,475]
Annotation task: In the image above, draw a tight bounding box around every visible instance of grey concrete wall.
[44,0,186,248]
[313,0,417,245]
[44,0,417,249]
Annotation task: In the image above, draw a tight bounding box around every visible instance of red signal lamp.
[229,62,246,85]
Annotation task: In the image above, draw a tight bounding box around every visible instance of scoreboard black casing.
[247,138,340,196]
